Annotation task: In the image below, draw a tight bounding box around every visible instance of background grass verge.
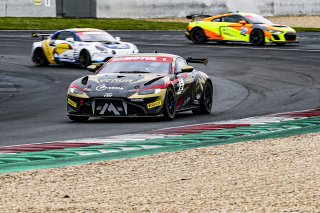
[0,17,319,31]
[0,17,186,30]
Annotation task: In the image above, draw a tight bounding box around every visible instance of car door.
[199,17,225,41]
[51,31,75,62]
[174,57,196,110]
[220,15,251,42]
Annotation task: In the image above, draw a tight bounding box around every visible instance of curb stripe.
[1,108,320,173]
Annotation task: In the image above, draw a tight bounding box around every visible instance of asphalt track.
[1,30,320,146]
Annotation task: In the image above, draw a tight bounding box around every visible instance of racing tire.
[216,41,226,45]
[192,81,213,115]
[250,30,265,46]
[79,50,91,69]
[275,43,286,46]
[32,48,49,67]
[190,28,207,44]
[163,87,176,120]
[68,115,89,122]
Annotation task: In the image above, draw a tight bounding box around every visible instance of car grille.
[272,35,280,40]
[284,33,296,41]
[91,98,146,116]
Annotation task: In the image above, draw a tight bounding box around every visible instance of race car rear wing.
[186,14,212,21]
[186,57,208,65]
[31,33,51,40]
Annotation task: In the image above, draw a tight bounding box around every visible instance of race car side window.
[222,15,245,23]
[56,31,74,40]
[211,18,221,22]
[175,57,187,73]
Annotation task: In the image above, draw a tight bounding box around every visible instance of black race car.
[67,53,213,121]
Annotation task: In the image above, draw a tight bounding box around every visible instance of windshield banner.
[110,56,173,63]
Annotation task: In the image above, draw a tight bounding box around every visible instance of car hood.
[259,24,296,32]
[101,42,131,49]
[74,73,168,97]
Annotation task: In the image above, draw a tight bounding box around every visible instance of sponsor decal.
[110,56,173,63]
[182,97,190,106]
[99,78,133,84]
[67,98,77,108]
[103,93,113,97]
[34,0,41,6]
[96,85,124,92]
[104,44,130,49]
[147,100,162,109]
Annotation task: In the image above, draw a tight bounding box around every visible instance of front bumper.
[67,95,163,117]
[269,32,298,43]
[91,49,138,63]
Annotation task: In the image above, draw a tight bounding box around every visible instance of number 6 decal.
[177,78,185,94]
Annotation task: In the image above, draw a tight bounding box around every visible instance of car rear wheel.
[32,48,48,67]
[193,81,213,115]
[190,28,207,44]
[250,30,265,46]
[79,50,91,69]
[163,88,176,120]
[68,115,89,122]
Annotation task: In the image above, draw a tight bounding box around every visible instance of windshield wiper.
[118,71,151,73]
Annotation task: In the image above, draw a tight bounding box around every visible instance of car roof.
[203,12,259,21]
[113,53,180,59]
[65,28,105,33]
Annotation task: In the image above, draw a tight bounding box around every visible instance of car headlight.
[138,88,161,95]
[95,45,108,52]
[130,44,139,53]
[269,30,282,35]
[69,87,84,95]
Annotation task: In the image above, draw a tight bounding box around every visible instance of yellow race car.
[185,12,298,46]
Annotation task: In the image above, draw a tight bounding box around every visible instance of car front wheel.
[163,88,176,120]
[250,30,265,46]
[79,50,91,69]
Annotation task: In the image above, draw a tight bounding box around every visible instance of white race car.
[31,28,139,68]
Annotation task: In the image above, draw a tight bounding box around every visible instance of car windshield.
[76,31,117,42]
[245,14,273,24]
[98,56,172,74]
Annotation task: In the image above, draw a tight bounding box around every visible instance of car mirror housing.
[87,64,98,72]
[115,36,121,41]
[66,37,75,42]
[239,20,246,25]
[181,65,194,73]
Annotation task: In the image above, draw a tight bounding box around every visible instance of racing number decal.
[240,27,248,36]
[177,78,185,94]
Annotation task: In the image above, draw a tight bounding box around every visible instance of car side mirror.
[66,37,75,43]
[239,20,246,25]
[87,64,98,72]
[115,36,121,41]
[181,65,194,73]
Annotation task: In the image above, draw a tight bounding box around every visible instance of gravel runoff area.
[144,16,320,28]
[0,132,319,212]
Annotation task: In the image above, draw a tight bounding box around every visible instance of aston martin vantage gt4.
[67,53,213,121]
[32,28,139,68]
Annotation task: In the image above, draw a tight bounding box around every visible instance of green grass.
[295,27,320,32]
[0,17,319,31]
[0,17,187,30]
